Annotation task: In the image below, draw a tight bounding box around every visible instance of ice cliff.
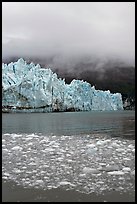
[2,58,123,112]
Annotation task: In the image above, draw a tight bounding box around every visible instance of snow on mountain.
[2,58,123,112]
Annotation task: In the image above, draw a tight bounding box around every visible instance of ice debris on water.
[2,133,135,194]
[2,58,123,112]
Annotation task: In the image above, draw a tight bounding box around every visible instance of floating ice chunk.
[118,177,124,180]
[36,180,44,185]
[22,166,27,169]
[96,140,108,146]
[25,137,33,141]
[79,173,86,178]
[83,167,100,174]
[14,169,22,174]
[96,141,103,146]
[3,133,11,136]
[128,144,134,149]
[123,158,130,161]
[67,159,73,163]
[97,181,104,184]
[107,171,125,175]
[11,146,22,151]
[27,142,33,146]
[29,162,36,166]
[105,139,111,143]
[122,167,131,172]
[11,134,22,138]
[44,148,54,152]
[117,186,124,191]
[59,181,71,186]
[3,172,10,177]
[116,148,124,152]
[3,176,8,180]
[86,144,96,148]
[131,170,135,176]
[105,164,120,172]
[86,147,97,155]
[99,163,106,166]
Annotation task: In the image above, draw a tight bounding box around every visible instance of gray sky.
[2,2,135,65]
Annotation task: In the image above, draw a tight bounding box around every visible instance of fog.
[2,2,135,66]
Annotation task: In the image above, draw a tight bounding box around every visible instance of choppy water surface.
[2,111,135,201]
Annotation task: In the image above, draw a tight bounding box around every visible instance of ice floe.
[2,133,135,194]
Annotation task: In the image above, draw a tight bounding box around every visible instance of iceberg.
[2,58,123,112]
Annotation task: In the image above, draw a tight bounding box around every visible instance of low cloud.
[2,2,135,66]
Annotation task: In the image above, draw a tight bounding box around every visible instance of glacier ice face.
[2,58,123,112]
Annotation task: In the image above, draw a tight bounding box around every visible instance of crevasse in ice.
[2,58,123,111]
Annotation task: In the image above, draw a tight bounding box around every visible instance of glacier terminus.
[2,58,123,112]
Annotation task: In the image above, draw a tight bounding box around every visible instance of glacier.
[2,58,123,112]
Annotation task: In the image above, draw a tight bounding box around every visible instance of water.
[2,111,135,138]
[2,111,135,202]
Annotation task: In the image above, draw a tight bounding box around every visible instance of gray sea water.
[2,111,135,202]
